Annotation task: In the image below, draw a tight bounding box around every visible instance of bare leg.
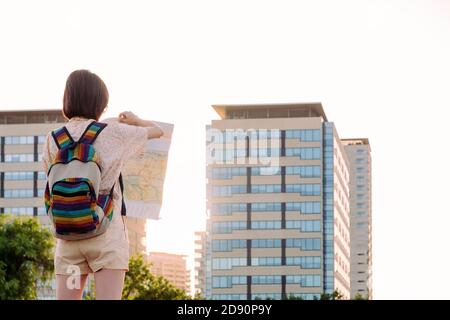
[56,274,88,300]
[94,269,126,300]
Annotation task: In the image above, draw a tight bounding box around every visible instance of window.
[212,258,247,270]
[252,276,282,285]
[212,239,246,252]
[285,166,321,178]
[286,184,321,196]
[251,220,282,230]
[285,129,321,142]
[285,148,321,160]
[251,239,281,248]
[4,171,34,180]
[251,184,282,194]
[356,211,366,217]
[286,275,321,287]
[251,167,281,176]
[4,154,35,162]
[286,220,321,232]
[2,207,34,215]
[212,276,246,288]
[4,189,34,198]
[286,238,321,251]
[212,221,246,234]
[4,136,34,145]
[212,185,246,197]
[286,202,321,214]
[211,203,246,216]
[251,202,282,212]
[212,294,246,300]
[251,257,282,266]
[286,256,321,269]
[211,167,246,179]
[356,222,367,229]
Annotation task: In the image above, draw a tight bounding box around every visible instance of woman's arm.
[118,111,164,139]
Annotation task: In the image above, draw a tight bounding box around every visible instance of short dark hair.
[63,70,109,120]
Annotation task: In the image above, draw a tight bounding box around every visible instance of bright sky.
[1,0,450,299]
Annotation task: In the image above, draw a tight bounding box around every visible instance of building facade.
[194,231,207,296]
[342,138,373,299]
[0,109,148,298]
[148,252,191,293]
[204,103,353,300]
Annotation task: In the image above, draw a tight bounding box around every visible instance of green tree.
[319,290,344,300]
[353,293,368,300]
[0,215,54,300]
[122,254,196,300]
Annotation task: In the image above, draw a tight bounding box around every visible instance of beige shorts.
[54,211,130,275]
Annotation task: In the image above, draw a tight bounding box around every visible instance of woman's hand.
[119,111,141,126]
[118,111,164,139]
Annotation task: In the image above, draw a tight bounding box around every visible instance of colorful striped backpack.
[44,121,125,240]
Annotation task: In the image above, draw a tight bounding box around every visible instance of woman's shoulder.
[100,117,146,138]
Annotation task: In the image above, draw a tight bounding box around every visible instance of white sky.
[1,0,450,299]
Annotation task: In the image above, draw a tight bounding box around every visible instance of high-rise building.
[194,231,207,296]
[342,138,373,299]
[205,103,353,300]
[0,109,148,298]
[147,252,191,293]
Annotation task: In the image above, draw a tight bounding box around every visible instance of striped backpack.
[44,121,126,240]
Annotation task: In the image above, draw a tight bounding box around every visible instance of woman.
[42,69,163,300]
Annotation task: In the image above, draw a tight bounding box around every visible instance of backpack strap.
[119,173,127,216]
[51,126,75,150]
[78,121,108,145]
[107,173,127,216]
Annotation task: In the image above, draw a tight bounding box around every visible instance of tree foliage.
[122,254,198,300]
[0,215,54,300]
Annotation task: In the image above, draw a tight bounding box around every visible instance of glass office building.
[205,103,354,300]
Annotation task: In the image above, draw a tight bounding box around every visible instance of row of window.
[211,293,321,300]
[4,153,43,163]
[212,275,321,288]
[3,135,46,145]
[216,147,321,161]
[212,184,321,197]
[211,201,321,215]
[211,129,281,143]
[4,189,44,198]
[211,165,321,179]
[212,129,321,143]
[285,129,321,142]
[212,220,321,233]
[212,256,320,270]
[2,207,46,216]
[212,238,321,252]
[4,171,46,180]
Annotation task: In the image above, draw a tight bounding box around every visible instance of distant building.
[194,231,207,296]
[342,138,373,299]
[148,252,191,293]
